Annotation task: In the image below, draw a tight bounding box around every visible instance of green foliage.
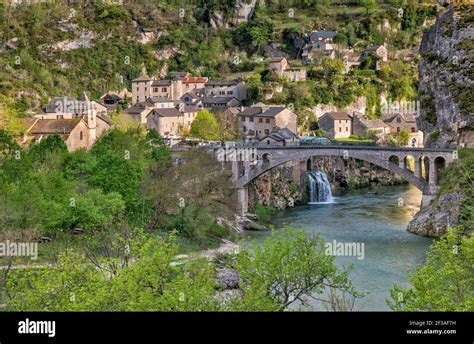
[189,110,221,140]
[5,228,359,311]
[386,128,410,147]
[233,229,360,311]
[389,227,474,311]
[251,204,278,223]
[438,148,474,230]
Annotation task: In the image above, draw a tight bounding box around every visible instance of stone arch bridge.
[216,145,456,214]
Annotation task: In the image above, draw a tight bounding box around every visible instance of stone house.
[269,57,290,75]
[40,93,108,119]
[302,44,335,64]
[146,108,186,137]
[269,57,307,81]
[382,113,418,134]
[181,76,208,94]
[382,112,423,147]
[258,127,300,146]
[124,97,175,124]
[352,113,391,139]
[301,30,337,64]
[132,73,208,105]
[360,45,388,62]
[180,89,205,105]
[24,107,110,151]
[204,79,247,101]
[201,97,241,110]
[309,31,337,44]
[318,112,352,139]
[238,105,297,139]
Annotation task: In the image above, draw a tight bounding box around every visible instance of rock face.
[233,0,257,24]
[407,192,463,237]
[418,5,474,148]
[249,161,307,210]
[311,157,404,193]
[249,157,404,210]
[311,96,367,119]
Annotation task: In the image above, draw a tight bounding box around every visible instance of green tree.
[361,0,377,15]
[189,110,221,140]
[389,228,474,311]
[232,229,361,311]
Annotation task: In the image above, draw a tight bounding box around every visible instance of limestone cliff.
[418,4,474,147]
[408,3,473,237]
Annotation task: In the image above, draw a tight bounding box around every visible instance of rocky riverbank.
[406,192,463,237]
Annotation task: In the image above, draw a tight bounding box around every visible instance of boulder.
[215,268,240,290]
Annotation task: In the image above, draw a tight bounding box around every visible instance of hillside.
[0,0,442,134]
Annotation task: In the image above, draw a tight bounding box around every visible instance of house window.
[145,87,147,92]
[411,127,416,133]
[242,117,245,122]
[219,91,225,95]
[153,88,158,92]
[259,118,263,123]
[162,88,167,92]
[264,129,269,134]
[267,140,270,145]
[227,91,233,95]
[80,131,83,140]
[136,87,139,92]
[243,126,247,132]
[339,127,342,132]
[396,117,401,123]
[397,127,401,132]
[265,118,270,123]
[249,117,254,122]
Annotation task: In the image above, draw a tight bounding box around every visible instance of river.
[241,184,432,311]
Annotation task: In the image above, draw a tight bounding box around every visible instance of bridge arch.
[236,148,431,194]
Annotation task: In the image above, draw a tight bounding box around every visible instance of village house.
[360,44,388,62]
[146,108,186,137]
[382,112,424,147]
[99,92,123,112]
[238,104,297,142]
[318,112,352,139]
[258,127,300,146]
[39,93,108,119]
[309,31,337,44]
[204,79,247,101]
[124,96,175,124]
[180,89,205,105]
[99,88,131,112]
[24,105,111,152]
[269,57,307,81]
[301,30,337,64]
[352,113,391,139]
[201,96,241,110]
[131,73,208,105]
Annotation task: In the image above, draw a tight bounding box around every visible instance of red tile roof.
[181,77,208,84]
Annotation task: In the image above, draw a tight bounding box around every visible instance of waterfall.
[308,170,334,204]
